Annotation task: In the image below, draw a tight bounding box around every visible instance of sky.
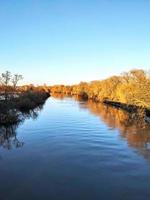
[0,0,150,85]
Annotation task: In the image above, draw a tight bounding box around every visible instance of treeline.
[50,69,150,109]
[19,84,50,93]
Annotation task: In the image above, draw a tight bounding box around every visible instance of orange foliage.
[50,69,150,109]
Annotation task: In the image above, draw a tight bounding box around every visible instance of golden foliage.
[50,69,150,109]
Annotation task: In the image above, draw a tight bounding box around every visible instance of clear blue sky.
[0,0,150,85]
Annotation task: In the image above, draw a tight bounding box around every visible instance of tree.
[0,71,11,87]
[0,71,23,102]
[0,71,12,101]
[12,74,23,91]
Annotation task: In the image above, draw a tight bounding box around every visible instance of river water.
[0,96,150,200]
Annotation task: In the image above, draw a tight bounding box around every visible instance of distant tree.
[0,71,23,102]
[0,71,11,87]
[0,71,12,101]
[12,74,23,91]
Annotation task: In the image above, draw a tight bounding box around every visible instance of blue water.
[0,97,150,200]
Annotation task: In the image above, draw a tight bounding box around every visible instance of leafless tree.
[0,71,12,101]
[0,71,23,102]
[12,74,23,91]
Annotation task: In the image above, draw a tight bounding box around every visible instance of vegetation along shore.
[1,69,150,123]
[50,69,150,120]
[0,71,50,125]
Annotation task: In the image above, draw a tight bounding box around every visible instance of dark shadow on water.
[0,124,24,150]
[0,104,44,150]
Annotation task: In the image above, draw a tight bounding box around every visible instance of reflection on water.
[54,94,150,160]
[0,124,24,150]
[80,100,150,159]
[2,92,149,160]
[0,105,44,150]
[51,93,71,100]
[0,95,150,200]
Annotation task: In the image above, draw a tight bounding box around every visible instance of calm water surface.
[0,96,150,200]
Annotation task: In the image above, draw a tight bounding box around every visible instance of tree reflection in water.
[52,94,150,160]
[79,100,150,160]
[0,124,23,150]
[0,104,44,150]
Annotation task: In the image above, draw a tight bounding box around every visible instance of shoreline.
[50,92,150,122]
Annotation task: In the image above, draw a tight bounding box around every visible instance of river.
[0,96,150,200]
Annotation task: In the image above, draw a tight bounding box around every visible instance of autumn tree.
[48,69,150,109]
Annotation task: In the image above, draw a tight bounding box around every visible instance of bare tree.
[0,71,23,102]
[12,74,23,91]
[0,71,12,102]
[0,71,11,86]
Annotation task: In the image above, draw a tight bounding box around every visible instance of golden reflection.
[82,100,150,154]
[51,93,71,100]
[52,94,150,159]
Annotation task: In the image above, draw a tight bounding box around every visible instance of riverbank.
[0,91,50,125]
[103,100,150,122]
[50,92,150,123]
[49,69,150,121]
